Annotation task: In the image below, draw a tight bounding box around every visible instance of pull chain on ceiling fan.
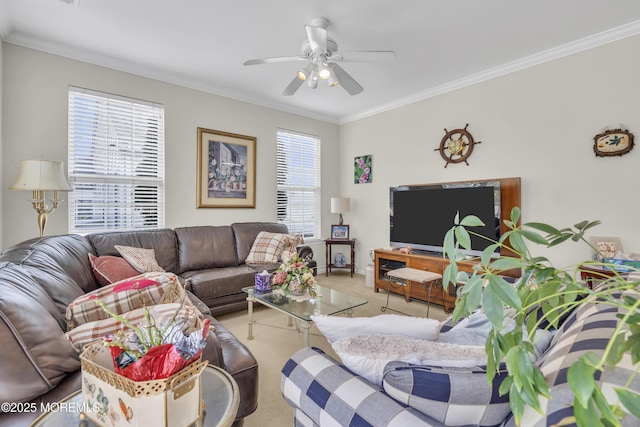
[243,17,395,96]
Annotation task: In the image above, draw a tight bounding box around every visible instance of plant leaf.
[510,206,521,225]
[521,229,550,246]
[487,275,522,310]
[524,222,563,236]
[568,359,596,408]
[508,232,528,255]
[460,215,485,227]
[482,285,505,327]
[455,226,472,251]
[615,388,640,418]
[490,257,523,272]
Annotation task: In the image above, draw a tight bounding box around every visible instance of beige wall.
[1,43,340,256]
[340,34,640,270]
[3,35,640,271]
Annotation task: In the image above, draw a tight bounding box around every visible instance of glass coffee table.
[30,365,239,427]
[243,285,368,347]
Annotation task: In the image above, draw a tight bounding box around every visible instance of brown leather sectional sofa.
[0,222,315,426]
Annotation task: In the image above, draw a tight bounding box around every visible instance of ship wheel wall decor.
[435,124,481,167]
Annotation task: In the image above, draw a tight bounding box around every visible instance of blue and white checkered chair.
[281,287,640,426]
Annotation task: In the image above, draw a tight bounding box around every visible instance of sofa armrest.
[296,245,314,262]
[281,347,443,427]
[186,288,211,316]
[296,245,317,275]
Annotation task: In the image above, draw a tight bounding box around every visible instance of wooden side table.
[579,264,624,289]
[325,239,356,277]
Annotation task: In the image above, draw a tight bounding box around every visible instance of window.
[276,129,321,240]
[68,87,165,234]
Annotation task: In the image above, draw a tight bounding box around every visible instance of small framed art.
[330,224,350,240]
[354,154,372,184]
[197,127,256,208]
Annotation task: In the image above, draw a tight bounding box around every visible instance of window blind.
[276,129,321,240]
[68,87,165,234]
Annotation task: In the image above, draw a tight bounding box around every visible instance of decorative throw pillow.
[311,314,441,344]
[245,231,288,263]
[440,309,554,360]
[66,272,182,329]
[88,253,140,287]
[382,360,511,426]
[65,303,198,352]
[332,334,487,386]
[280,234,303,261]
[114,245,165,273]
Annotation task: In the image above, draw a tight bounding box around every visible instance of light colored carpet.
[216,271,450,427]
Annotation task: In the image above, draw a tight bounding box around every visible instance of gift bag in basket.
[80,343,207,427]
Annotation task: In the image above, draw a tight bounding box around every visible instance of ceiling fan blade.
[305,24,327,52]
[282,76,304,96]
[328,63,363,96]
[243,56,307,66]
[337,51,396,63]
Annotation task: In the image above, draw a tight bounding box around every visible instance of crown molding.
[2,32,341,125]
[5,18,640,127]
[339,20,640,125]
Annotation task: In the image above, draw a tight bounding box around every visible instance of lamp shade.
[330,197,350,214]
[9,159,73,191]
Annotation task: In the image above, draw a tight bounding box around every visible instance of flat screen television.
[390,180,501,257]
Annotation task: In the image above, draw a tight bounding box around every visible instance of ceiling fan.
[243,17,395,96]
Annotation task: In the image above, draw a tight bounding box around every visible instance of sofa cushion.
[311,314,441,344]
[231,222,289,264]
[175,225,238,272]
[0,262,80,404]
[87,228,178,273]
[383,360,511,426]
[115,245,165,273]
[245,231,288,263]
[280,234,303,261]
[439,310,553,360]
[66,272,182,329]
[333,334,487,386]
[182,265,256,307]
[88,253,140,287]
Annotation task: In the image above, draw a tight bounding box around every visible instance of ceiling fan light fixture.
[307,70,319,88]
[328,72,340,87]
[296,64,313,81]
[318,63,331,80]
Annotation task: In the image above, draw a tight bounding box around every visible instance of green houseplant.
[442,207,640,426]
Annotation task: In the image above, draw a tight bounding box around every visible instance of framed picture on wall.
[197,127,256,208]
[331,224,350,240]
[354,154,372,184]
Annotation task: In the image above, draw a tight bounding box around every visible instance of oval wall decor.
[593,129,634,157]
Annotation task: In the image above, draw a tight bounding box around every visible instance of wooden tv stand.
[374,248,519,313]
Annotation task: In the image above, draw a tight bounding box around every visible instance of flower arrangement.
[272,253,317,297]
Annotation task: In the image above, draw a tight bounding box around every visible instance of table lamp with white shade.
[330,197,350,225]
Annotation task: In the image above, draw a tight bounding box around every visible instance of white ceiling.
[2,0,640,124]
